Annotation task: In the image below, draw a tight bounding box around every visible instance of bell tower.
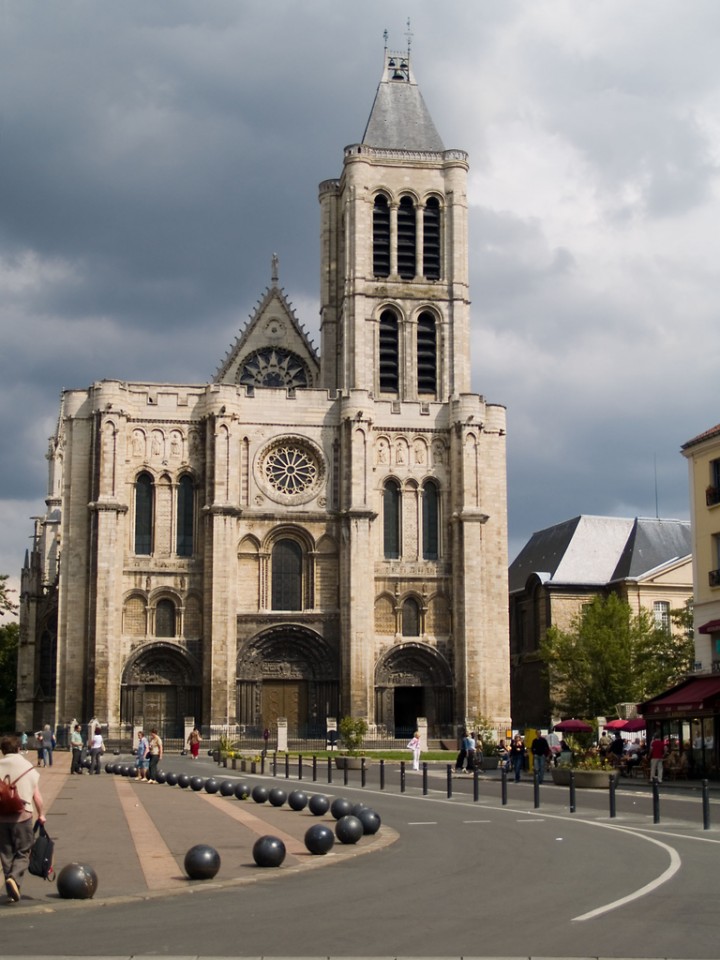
[319,47,471,402]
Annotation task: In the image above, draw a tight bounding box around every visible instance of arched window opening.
[422,480,439,560]
[417,312,437,395]
[135,472,153,555]
[379,311,399,393]
[272,539,303,610]
[402,598,420,636]
[397,196,416,280]
[373,195,390,278]
[156,599,177,638]
[423,197,441,279]
[176,475,194,557]
[383,480,401,559]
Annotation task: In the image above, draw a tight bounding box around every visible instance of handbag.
[28,820,55,881]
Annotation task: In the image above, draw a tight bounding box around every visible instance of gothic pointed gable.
[362,50,445,152]
[214,263,319,389]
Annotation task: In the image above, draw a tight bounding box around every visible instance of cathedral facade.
[17,51,510,740]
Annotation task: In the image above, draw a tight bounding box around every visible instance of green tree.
[0,573,17,616]
[539,593,678,719]
[0,622,19,731]
[633,600,695,700]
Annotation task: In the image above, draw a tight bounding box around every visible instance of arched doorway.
[375,643,453,738]
[236,626,338,738]
[121,643,201,738]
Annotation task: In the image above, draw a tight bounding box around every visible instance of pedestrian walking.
[135,731,149,781]
[406,731,421,771]
[531,730,551,784]
[649,733,666,782]
[147,729,163,783]
[70,724,84,775]
[89,727,104,774]
[187,727,201,759]
[510,735,525,781]
[0,734,47,903]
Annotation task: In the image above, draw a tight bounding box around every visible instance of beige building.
[682,424,720,668]
[17,51,510,741]
[509,515,692,728]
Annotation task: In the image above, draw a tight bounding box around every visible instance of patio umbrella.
[623,717,646,732]
[604,719,629,730]
[552,719,593,733]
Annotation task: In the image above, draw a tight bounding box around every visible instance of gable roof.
[362,51,445,152]
[214,270,319,388]
[681,423,720,451]
[509,515,691,594]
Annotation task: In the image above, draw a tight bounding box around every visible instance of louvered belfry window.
[379,311,399,393]
[417,312,437,395]
[373,195,390,278]
[397,196,416,279]
[423,197,441,279]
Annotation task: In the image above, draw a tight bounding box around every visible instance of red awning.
[642,676,720,717]
[698,619,720,635]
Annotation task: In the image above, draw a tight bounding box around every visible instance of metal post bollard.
[533,770,540,808]
[609,773,616,818]
[501,768,508,805]
[285,753,290,779]
[361,757,366,788]
[703,779,711,830]
[422,761,428,796]
[343,761,349,786]
[652,777,660,823]
[272,752,277,777]
[261,754,266,775]
[298,754,303,781]
[473,767,479,802]
[327,757,332,784]
[446,764,453,799]
[400,760,406,793]
[380,758,385,790]
[312,755,317,782]
[569,770,576,813]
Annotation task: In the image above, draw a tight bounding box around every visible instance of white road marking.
[407,821,437,825]
[572,827,681,922]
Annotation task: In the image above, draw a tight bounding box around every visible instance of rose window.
[264,444,317,495]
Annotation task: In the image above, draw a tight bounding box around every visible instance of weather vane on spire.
[405,17,413,55]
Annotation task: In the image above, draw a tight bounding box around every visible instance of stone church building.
[17,50,510,741]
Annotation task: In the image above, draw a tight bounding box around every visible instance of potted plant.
[472,714,500,770]
[335,716,368,769]
[551,751,618,788]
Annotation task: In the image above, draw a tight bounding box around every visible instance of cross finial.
[271,252,279,286]
[405,17,413,55]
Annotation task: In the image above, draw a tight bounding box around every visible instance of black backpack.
[28,820,55,881]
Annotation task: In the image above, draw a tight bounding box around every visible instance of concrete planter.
[335,756,364,770]
[481,756,500,770]
[551,767,616,789]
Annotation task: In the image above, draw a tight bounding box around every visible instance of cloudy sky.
[2,0,719,616]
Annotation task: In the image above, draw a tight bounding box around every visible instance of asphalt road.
[4,760,720,958]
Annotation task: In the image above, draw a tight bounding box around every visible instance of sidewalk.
[3,753,395,913]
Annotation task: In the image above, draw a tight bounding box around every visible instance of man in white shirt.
[0,734,46,902]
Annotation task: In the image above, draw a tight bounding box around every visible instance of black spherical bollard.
[104,762,115,774]
[308,793,330,817]
[252,835,286,868]
[219,780,235,797]
[83,757,92,770]
[183,844,221,880]
[204,777,220,794]
[304,823,335,855]
[128,765,138,778]
[357,808,381,835]
[119,763,129,776]
[57,862,98,900]
[330,797,354,820]
[190,776,205,791]
[165,771,178,786]
[177,773,191,789]
[154,769,167,785]
[335,814,364,845]
[352,802,369,817]
[113,762,123,775]
[268,787,287,807]
[288,789,308,811]
[234,782,250,800]
[252,785,269,804]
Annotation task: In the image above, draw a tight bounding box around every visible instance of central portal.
[261,681,308,733]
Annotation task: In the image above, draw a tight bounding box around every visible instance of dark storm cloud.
[2,0,719,586]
